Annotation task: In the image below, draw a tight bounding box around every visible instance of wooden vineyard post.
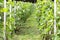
[54,0,56,35]
[10,0,12,34]
[14,1,16,27]
[54,0,57,40]
[4,0,6,40]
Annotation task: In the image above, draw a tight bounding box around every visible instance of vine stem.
[4,0,6,40]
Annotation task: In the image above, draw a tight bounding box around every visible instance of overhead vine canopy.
[6,0,37,3]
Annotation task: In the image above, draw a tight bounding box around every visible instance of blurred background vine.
[0,0,60,40]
